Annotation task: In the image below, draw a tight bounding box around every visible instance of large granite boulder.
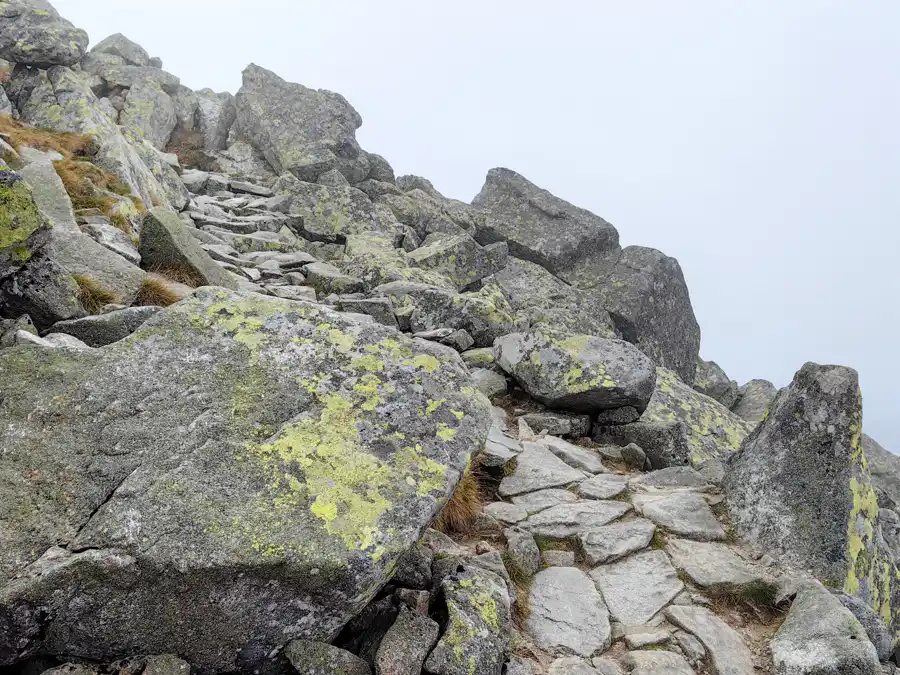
[195,89,236,152]
[0,1,89,68]
[120,81,177,150]
[234,63,364,182]
[472,168,619,278]
[0,288,491,672]
[730,378,778,425]
[406,233,508,291]
[494,327,656,414]
[862,434,900,508]
[564,246,701,385]
[726,363,900,633]
[693,358,738,408]
[90,33,150,67]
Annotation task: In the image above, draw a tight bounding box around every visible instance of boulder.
[0,288,491,672]
[120,82,177,150]
[564,246,700,385]
[725,362,900,632]
[374,606,438,675]
[576,519,656,566]
[770,583,880,675]
[830,589,894,662]
[284,640,370,675]
[520,411,591,438]
[494,327,656,415]
[94,64,180,95]
[234,64,363,181]
[504,527,540,578]
[139,208,237,289]
[46,305,161,347]
[90,33,150,67]
[406,233,507,290]
[693,358,738,408]
[635,492,725,541]
[730,378,778,424]
[0,1,88,68]
[195,89,236,152]
[82,222,141,266]
[863,434,900,508]
[472,168,619,278]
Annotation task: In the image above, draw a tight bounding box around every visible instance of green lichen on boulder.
[0,288,491,672]
[0,170,43,254]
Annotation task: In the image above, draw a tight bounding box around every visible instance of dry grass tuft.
[166,128,221,172]
[73,275,120,314]
[148,264,203,288]
[433,457,486,536]
[134,275,183,307]
[0,114,94,159]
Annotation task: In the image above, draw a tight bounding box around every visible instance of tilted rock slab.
[725,362,900,634]
[0,288,491,673]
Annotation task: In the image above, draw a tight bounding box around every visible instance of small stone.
[471,368,508,399]
[541,550,575,567]
[521,411,591,438]
[673,629,706,666]
[541,436,607,474]
[620,443,647,469]
[504,527,540,578]
[475,540,492,555]
[393,543,432,590]
[625,628,670,649]
[577,519,656,566]
[621,650,694,675]
[594,406,641,425]
[394,588,430,615]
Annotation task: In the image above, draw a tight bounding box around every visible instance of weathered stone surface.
[577,473,628,500]
[19,153,78,232]
[526,567,611,657]
[374,606,438,675]
[522,500,631,541]
[621,651,693,675]
[90,33,150,67]
[424,565,510,675]
[392,543,432,591]
[506,656,543,675]
[665,606,754,675]
[730,379,777,425]
[470,368,507,399]
[576,519,656,566]
[234,64,363,181]
[521,411,591,438]
[304,261,363,296]
[635,492,725,541]
[542,550,575,567]
[120,82,177,150]
[407,233,507,290]
[483,502,527,525]
[194,89,236,152]
[504,526,540,578]
[541,436,607,473]
[694,358,738,408]
[46,305,160,347]
[95,64,180,95]
[472,168,619,278]
[726,362,899,630]
[0,2,88,68]
[628,466,712,493]
[620,442,647,469]
[831,589,894,662]
[284,640,371,675]
[0,288,491,672]
[590,550,683,625]
[862,434,900,509]
[564,246,700,385]
[772,584,880,674]
[666,539,767,594]
[591,657,623,675]
[511,488,578,515]
[82,222,141,266]
[140,208,237,289]
[547,657,600,675]
[494,327,657,415]
[498,442,585,497]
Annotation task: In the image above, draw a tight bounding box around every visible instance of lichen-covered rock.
[494,327,656,415]
[694,358,738,408]
[730,378,778,425]
[0,1,89,68]
[726,363,900,634]
[374,606,438,675]
[120,81,177,150]
[195,89,236,152]
[19,151,78,232]
[284,640,371,675]
[424,565,511,675]
[770,583,880,675]
[472,168,620,278]
[140,208,237,289]
[406,233,507,291]
[90,33,150,67]
[862,434,900,509]
[94,64,180,95]
[564,246,700,385]
[234,63,363,181]
[0,288,492,672]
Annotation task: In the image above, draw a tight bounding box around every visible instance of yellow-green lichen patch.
[0,176,42,252]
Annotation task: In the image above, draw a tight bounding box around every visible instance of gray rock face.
[195,89,236,152]
[771,584,880,675]
[522,501,631,541]
[472,168,619,278]
[590,550,683,626]
[576,519,656,566]
[120,81,177,150]
[621,651,694,675]
[730,378,778,425]
[726,362,899,630]
[526,567,611,657]
[470,368,507,399]
[0,1,89,68]
[82,222,141,266]
[90,33,150,67]
[566,246,700,385]
[666,605,754,675]
[0,288,491,672]
[665,539,766,594]
[547,657,600,675]
[863,434,900,508]
[19,153,78,233]
[635,492,725,541]
[494,327,657,415]
[374,606,438,675]
[234,63,363,181]
[511,488,578,515]
[504,527,540,578]
[407,233,507,291]
[284,640,371,675]
[47,305,160,347]
[424,566,510,675]
[140,208,237,289]
[694,358,738,408]
[541,436,606,474]
[498,442,584,497]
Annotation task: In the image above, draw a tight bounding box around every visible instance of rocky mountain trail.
[0,3,897,674]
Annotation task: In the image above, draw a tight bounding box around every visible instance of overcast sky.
[56,1,900,449]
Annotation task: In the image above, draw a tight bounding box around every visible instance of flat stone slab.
[547,657,600,675]
[665,606,755,675]
[622,650,694,675]
[577,519,656,566]
[578,473,628,500]
[483,502,528,524]
[634,492,725,541]
[666,538,764,593]
[482,424,522,468]
[511,489,578,515]
[498,442,585,497]
[523,501,631,541]
[542,436,607,473]
[526,567,611,657]
[542,550,576,567]
[590,550,683,626]
[628,466,713,493]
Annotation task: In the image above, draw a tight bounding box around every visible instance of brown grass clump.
[166,128,221,172]
[0,114,94,159]
[73,275,120,314]
[433,457,486,536]
[134,275,183,307]
[148,264,203,288]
